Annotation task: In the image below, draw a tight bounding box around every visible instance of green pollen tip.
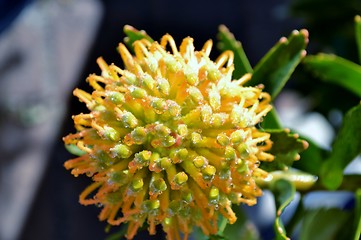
[135,150,152,164]
[202,165,216,180]
[157,78,170,95]
[152,178,167,192]
[110,144,132,158]
[130,86,148,99]
[103,126,121,141]
[151,98,167,113]
[174,172,188,185]
[193,156,206,168]
[131,178,144,191]
[230,130,245,145]
[209,186,219,199]
[131,127,147,144]
[225,146,236,161]
[159,157,172,170]
[106,91,125,105]
[120,112,138,128]
[216,133,230,146]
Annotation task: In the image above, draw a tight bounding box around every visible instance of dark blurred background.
[0,0,359,240]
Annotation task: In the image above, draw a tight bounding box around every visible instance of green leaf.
[261,129,309,171]
[246,29,308,99]
[105,224,128,240]
[271,179,295,240]
[300,208,350,240]
[257,169,318,192]
[261,107,283,129]
[221,206,260,240]
[354,189,361,240]
[355,15,361,64]
[123,25,153,52]
[303,54,361,98]
[217,25,253,79]
[292,135,326,176]
[321,103,361,190]
[65,144,87,156]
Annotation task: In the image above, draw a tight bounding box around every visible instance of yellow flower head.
[63,29,274,239]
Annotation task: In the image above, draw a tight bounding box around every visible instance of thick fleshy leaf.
[261,129,309,171]
[299,208,350,240]
[217,25,253,78]
[123,25,153,52]
[257,169,318,192]
[321,103,361,190]
[246,29,308,99]
[303,54,361,97]
[271,179,295,240]
[355,15,361,64]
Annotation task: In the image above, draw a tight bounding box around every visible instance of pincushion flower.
[63,28,274,240]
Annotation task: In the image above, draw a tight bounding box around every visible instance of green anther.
[188,86,204,103]
[131,178,144,191]
[151,98,167,113]
[177,148,188,160]
[164,217,172,225]
[154,124,171,137]
[207,64,221,81]
[177,124,188,137]
[142,73,156,90]
[110,144,132,158]
[134,150,152,164]
[130,86,147,99]
[160,157,172,170]
[93,104,107,112]
[216,133,229,146]
[174,172,188,185]
[123,71,137,85]
[202,165,216,180]
[167,100,181,117]
[230,130,245,145]
[210,113,227,127]
[142,199,160,212]
[121,111,138,128]
[237,143,250,158]
[225,146,236,161]
[103,126,120,141]
[219,167,231,180]
[193,156,206,168]
[162,136,176,147]
[131,127,147,144]
[209,186,219,200]
[152,178,167,192]
[157,77,170,95]
[191,132,202,145]
[145,56,158,73]
[106,91,125,105]
[237,160,249,173]
[185,71,198,85]
[96,150,114,167]
[200,104,212,123]
[109,170,130,185]
[181,190,193,203]
[164,55,181,73]
[208,85,221,110]
[168,200,182,215]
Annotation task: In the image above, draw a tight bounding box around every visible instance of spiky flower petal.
[63,29,274,240]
